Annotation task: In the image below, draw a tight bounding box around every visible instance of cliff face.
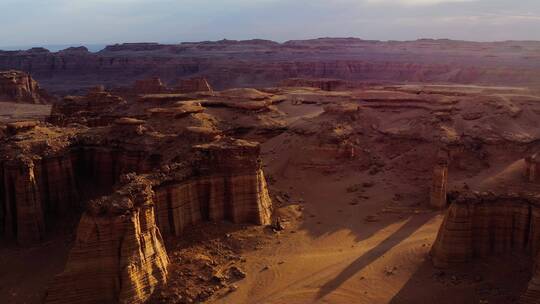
[1,158,46,245]
[49,88,126,126]
[525,153,539,183]
[174,77,213,93]
[154,139,272,236]
[521,251,540,304]
[45,178,169,304]
[0,125,158,245]
[133,77,166,94]
[429,149,450,209]
[431,192,540,303]
[431,193,540,266]
[45,138,272,303]
[280,78,349,91]
[0,70,50,103]
[2,39,540,92]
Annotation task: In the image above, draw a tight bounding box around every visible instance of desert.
[1,58,540,303]
[2,1,540,303]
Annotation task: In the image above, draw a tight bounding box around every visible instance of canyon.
[1,38,540,94]
[1,39,540,303]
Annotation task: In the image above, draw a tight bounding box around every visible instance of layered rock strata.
[0,70,50,103]
[2,39,540,92]
[431,192,540,303]
[154,139,272,236]
[175,77,213,93]
[526,153,539,183]
[0,124,159,245]
[49,88,126,126]
[280,78,349,91]
[45,177,169,304]
[430,149,450,209]
[133,77,166,94]
[45,138,272,303]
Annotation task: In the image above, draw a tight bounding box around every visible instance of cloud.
[0,0,539,46]
[365,0,478,5]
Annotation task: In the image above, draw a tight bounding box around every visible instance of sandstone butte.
[0,70,51,104]
[429,146,540,303]
[2,69,540,303]
[0,76,272,303]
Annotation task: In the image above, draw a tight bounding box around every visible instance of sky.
[1,0,539,48]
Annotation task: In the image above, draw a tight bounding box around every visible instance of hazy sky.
[1,0,539,47]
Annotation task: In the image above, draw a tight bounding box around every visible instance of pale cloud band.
[366,0,478,5]
[0,0,538,46]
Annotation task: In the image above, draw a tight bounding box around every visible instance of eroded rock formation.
[431,191,540,303]
[133,77,166,94]
[430,148,450,209]
[45,176,169,304]
[3,38,540,93]
[1,78,274,301]
[175,77,213,93]
[526,153,539,183]
[0,70,50,103]
[43,137,271,303]
[280,78,349,91]
[49,87,126,126]
[153,139,272,236]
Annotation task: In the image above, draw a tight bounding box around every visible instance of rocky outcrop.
[154,139,272,236]
[175,77,213,93]
[49,87,126,126]
[0,70,50,103]
[0,123,160,245]
[521,252,540,304]
[431,192,540,266]
[430,149,450,209]
[45,177,169,304]
[526,153,539,183]
[431,192,540,303]
[280,78,349,91]
[133,77,166,94]
[1,158,45,245]
[44,138,272,303]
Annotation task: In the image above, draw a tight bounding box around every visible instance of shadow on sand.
[316,213,435,300]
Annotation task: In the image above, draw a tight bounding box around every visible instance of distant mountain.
[0,44,107,52]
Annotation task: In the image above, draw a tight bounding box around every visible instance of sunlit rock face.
[154,139,272,236]
[431,192,540,303]
[44,139,272,304]
[0,108,273,303]
[44,178,169,304]
[0,70,50,104]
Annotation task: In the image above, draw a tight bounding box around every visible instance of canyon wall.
[48,88,126,126]
[429,149,450,209]
[431,192,540,303]
[44,138,272,303]
[521,251,540,304]
[525,154,539,183]
[0,70,50,103]
[2,38,540,92]
[45,177,169,304]
[154,139,272,236]
[174,77,213,93]
[0,127,158,245]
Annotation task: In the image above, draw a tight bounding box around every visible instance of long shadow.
[389,254,533,304]
[316,213,434,300]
